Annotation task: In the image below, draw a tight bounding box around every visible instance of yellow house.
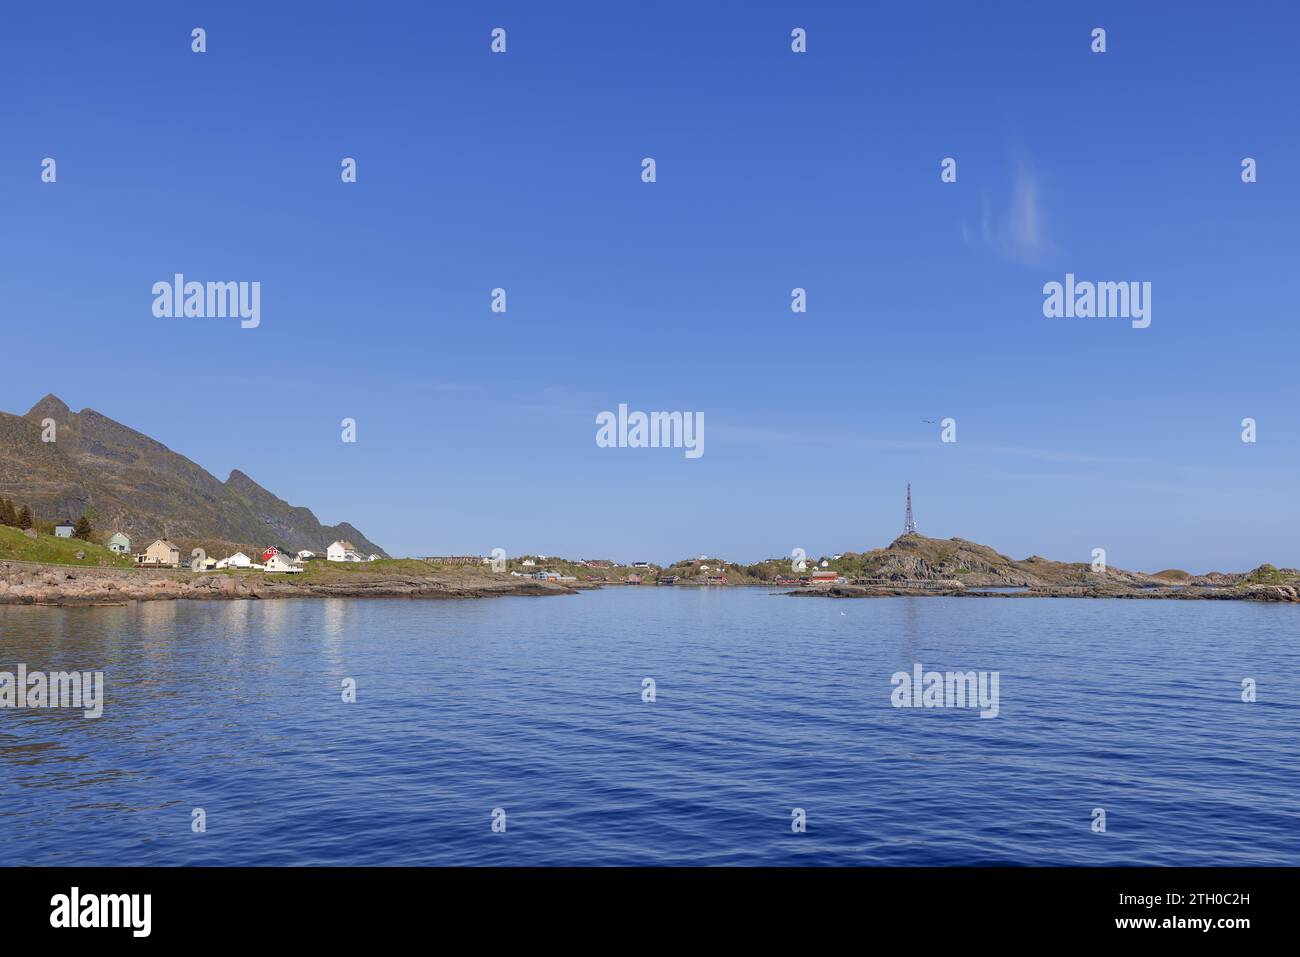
[143,539,181,567]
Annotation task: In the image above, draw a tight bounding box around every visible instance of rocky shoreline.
[788,582,1300,601]
[0,561,577,606]
[4,559,1299,607]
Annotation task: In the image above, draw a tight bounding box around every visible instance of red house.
[261,546,282,563]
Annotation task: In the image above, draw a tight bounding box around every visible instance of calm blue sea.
[1,590,1297,866]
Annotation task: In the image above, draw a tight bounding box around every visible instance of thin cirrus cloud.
[963,165,1056,266]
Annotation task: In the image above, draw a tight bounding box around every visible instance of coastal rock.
[0,560,575,606]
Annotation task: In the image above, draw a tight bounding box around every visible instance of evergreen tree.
[0,498,14,526]
[74,514,93,540]
[16,505,33,530]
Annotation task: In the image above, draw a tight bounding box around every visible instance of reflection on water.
[1,593,1297,866]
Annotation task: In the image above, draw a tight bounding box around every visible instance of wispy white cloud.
[963,164,1054,265]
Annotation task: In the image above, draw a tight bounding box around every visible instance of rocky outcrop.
[0,561,573,605]
[788,581,1300,602]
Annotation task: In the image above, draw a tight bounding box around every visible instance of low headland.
[0,528,576,606]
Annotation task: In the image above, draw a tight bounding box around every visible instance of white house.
[327,540,368,562]
[215,551,252,569]
[54,520,75,538]
[296,550,316,561]
[264,553,303,573]
[106,532,131,553]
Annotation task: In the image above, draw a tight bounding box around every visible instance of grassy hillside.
[0,525,137,568]
[293,558,441,578]
[488,556,658,580]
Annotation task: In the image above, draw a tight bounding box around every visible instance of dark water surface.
[1,590,1296,865]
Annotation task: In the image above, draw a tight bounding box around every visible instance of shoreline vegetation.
[1,526,1297,606]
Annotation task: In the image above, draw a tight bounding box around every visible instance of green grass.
[0,525,137,567]
[288,558,458,579]
[1245,564,1293,585]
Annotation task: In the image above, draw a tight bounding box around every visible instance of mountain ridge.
[0,395,387,557]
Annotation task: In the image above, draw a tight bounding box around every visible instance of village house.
[296,550,316,561]
[327,540,369,562]
[106,532,131,554]
[264,553,303,573]
[215,552,252,569]
[142,539,181,567]
[54,520,75,538]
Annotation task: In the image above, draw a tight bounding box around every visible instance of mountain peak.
[0,397,387,558]
[26,393,71,419]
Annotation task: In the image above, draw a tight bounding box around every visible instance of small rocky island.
[783,534,1300,602]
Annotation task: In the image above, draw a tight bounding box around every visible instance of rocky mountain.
[0,395,387,557]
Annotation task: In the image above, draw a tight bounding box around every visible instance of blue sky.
[3,1,1298,572]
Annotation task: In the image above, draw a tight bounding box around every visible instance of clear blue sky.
[3,1,1297,572]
